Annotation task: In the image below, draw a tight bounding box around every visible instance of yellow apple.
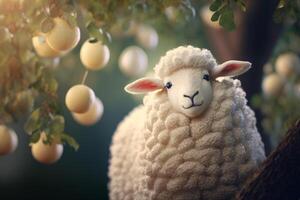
[80,38,110,70]
[65,84,95,113]
[275,52,300,78]
[136,24,158,49]
[31,132,63,164]
[262,73,284,97]
[0,125,18,155]
[72,98,104,126]
[32,34,62,58]
[46,17,80,52]
[119,46,148,77]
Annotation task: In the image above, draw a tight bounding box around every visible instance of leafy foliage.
[0,0,78,150]
[78,0,196,40]
[209,0,246,31]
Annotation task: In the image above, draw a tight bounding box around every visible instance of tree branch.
[237,119,300,200]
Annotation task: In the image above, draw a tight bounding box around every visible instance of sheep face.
[125,47,252,118]
[163,68,213,117]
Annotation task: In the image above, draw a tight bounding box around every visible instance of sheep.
[108,45,266,200]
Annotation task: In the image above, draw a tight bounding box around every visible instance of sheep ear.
[124,77,164,94]
[212,60,251,78]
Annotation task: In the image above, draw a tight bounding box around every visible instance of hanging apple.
[164,6,178,23]
[72,98,104,126]
[119,46,148,77]
[275,52,300,78]
[262,73,284,97]
[31,132,63,164]
[32,34,62,58]
[0,125,18,155]
[80,38,110,70]
[65,84,95,113]
[46,17,80,52]
[136,24,158,49]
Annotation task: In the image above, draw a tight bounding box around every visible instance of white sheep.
[109,46,265,200]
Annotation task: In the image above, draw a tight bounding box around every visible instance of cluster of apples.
[65,37,109,125]
[32,17,80,58]
[31,17,108,164]
[262,52,300,97]
[0,16,83,165]
[0,125,62,164]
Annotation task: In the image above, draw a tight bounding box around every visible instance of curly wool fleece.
[109,78,265,200]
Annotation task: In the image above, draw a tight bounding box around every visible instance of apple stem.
[81,70,89,85]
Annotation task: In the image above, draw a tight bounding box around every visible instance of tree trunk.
[203,0,282,154]
[237,120,300,200]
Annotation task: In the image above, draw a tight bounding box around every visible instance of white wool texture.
[154,46,217,79]
[109,78,265,200]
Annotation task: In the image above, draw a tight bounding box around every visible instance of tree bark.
[236,120,300,200]
[238,0,282,155]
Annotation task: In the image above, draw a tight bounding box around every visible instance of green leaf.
[251,95,262,108]
[42,133,53,145]
[30,130,41,144]
[209,0,223,12]
[60,133,79,151]
[48,115,65,135]
[45,77,58,93]
[219,9,236,31]
[277,0,286,8]
[237,0,246,12]
[86,21,103,42]
[211,11,221,21]
[24,108,42,135]
[86,21,112,44]
[39,70,58,93]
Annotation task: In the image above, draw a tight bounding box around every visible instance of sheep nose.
[183,91,199,100]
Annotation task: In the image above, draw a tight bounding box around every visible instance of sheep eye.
[203,74,210,81]
[165,82,172,89]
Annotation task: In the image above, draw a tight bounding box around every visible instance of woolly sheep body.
[109,78,265,200]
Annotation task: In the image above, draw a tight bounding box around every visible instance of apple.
[32,34,62,58]
[65,84,95,113]
[136,24,158,49]
[275,52,300,78]
[80,38,110,70]
[72,98,104,126]
[0,125,18,155]
[119,46,148,77]
[46,17,80,52]
[262,73,284,97]
[31,132,63,164]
